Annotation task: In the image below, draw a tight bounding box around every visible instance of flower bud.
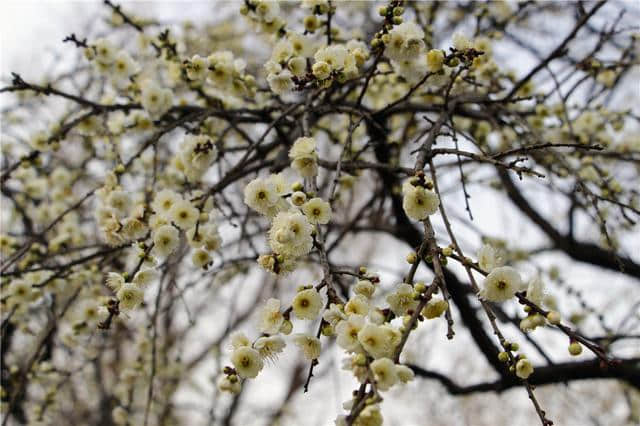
[84,47,95,60]
[280,320,293,335]
[546,311,561,325]
[568,342,582,356]
[533,314,546,327]
[321,324,334,336]
[291,191,307,206]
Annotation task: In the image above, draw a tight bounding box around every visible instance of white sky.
[0,1,237,81]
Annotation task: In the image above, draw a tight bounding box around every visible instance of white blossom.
[387,283,418,316]
[479,266,522,302]
[370,358,398,391]
[231,346,264,379]
[336,314,365,352]
[402,185,439,221]
[117,283,144,310]
[292,288,323,320]
[386,22,425,62]
[268,210,314,258]
[153,225,180,258]
[515,358,534,379]
[259,298,284,335]
[254,335,285,362]
[357,324,399,359]
[293,333,321,360]
[244,177,279,216]
[140,80,173,119]
[169,199,199,230]
[302,197,332,225]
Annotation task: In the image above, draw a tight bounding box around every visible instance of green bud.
[546,311,561,325]
[321,324,334,336]
[279,320,293,335]
[568,342,582,356]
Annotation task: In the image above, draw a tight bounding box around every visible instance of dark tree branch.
[410,358,640,394]
[499,170,640,280]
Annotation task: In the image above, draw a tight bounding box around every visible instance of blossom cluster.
[244,136,333,275]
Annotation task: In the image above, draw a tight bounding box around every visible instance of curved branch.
[410,358,640,394]
[499,170,640,280]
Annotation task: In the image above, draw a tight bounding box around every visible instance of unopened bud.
[568,341,582,356]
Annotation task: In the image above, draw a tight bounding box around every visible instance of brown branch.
[410,358,640,394]
[504,1,607,100]
[499,169,640,279]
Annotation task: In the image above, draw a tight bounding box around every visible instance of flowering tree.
[1,1,639,425]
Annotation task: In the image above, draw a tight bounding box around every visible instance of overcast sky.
[0,1,238,82]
